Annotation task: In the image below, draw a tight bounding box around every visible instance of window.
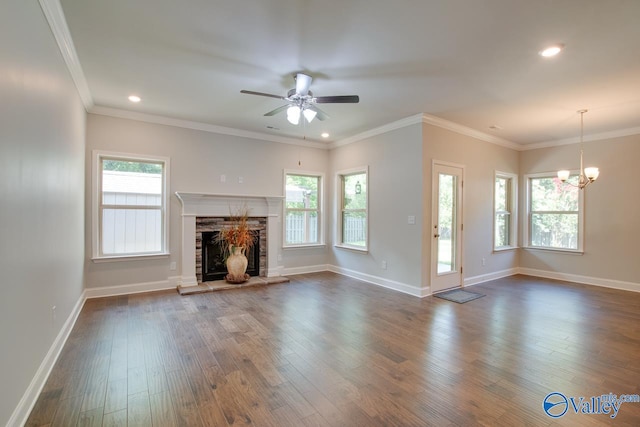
[93,151,169,259]
[284,172,323,246]
[526,173,583,251]
[337,168,368,250]
[494,172,517,250]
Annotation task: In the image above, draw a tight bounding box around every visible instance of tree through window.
[527,174,583,251]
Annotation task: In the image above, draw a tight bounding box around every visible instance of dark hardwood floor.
[26,273,640,426]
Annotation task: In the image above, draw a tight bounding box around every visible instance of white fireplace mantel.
[175,192,284,287]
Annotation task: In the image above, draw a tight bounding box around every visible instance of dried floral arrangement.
[217,206,256,253]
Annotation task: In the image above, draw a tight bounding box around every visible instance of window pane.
[285,211,318,244]
[342,211,367,247]
[286,175,319,209]
[102,208,162,254]
[102,159,162,206]
[495,177,508,212]
[343,173,366,210]
[531,213,578,249]
[531,176,578,212]
[495,213,510,247]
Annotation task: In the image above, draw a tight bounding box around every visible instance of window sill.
[92,253,171,263]
[493,246,519,253]
[334,244,368,253]
[283,244,326,250]
[522,246,583,255]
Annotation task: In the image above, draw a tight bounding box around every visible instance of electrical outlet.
[169,261,176,270]
[238,176,244,184]
[482,257,486,266]
[277,253,282,261]
[381,260,387,270]
[408,215,416,225]
[220,174,226,183]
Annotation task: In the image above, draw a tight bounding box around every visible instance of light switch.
[408,215,416,225]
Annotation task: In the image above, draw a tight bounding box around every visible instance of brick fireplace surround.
[175,193,284,288]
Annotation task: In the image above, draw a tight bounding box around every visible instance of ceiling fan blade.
[264,105,289,116]
[308,105,329,121]
[240,90,285,100]
[314,95,360,104]
[295,73,312,96]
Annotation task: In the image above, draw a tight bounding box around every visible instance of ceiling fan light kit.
[241,73,359,127]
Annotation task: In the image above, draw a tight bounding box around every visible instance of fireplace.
[195,216,267,283]
[200,230,261,282]
[175,193,284,288]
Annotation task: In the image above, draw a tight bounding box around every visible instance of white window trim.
[283,169,325,248]
[92,150,170,261]
[494,171,518,251]
[523,171,584,254]
[335,166,369,252]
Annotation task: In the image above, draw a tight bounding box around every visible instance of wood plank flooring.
[26,273,640,426]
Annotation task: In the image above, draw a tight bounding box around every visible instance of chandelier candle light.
[557,109,599,189]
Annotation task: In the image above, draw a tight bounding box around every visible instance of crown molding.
[330,114,424,148]
[39,0,93,110]
[331,113,522,150]
[90,106,329,149]
[521,125,640,151]
[420,113,521,150]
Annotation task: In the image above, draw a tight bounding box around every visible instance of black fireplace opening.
[201,231,260,282]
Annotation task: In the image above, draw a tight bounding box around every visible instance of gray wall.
[0,1,86,424]
[329,124,425,290]
[519,134,640,283]
[85,114,330,288]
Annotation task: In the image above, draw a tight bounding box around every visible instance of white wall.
[0,1,86,425]
[519,135,640,287]
[85,114,330,288]
[422,124,520,285]
[328,124,425,294]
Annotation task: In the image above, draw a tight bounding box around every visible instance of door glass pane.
[438,173,456,274]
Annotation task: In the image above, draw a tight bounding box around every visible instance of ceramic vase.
[226,245,248,283]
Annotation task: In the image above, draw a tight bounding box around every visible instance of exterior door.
[431,162,463,293]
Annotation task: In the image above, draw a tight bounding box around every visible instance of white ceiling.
[58,0,640,146]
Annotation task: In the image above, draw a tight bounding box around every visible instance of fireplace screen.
[201,231,260,282]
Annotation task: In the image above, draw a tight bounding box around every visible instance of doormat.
[434,289,485,304]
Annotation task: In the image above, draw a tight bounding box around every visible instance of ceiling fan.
[241,73,359,125]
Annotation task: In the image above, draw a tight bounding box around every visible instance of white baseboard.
[464,268,519,287]
[281,264,330,276]
[84,276,180,299]
[328,265,429,297]
[518,268,640,293]
[7,292,85,427]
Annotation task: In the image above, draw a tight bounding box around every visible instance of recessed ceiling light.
[128,95,141,103]
[539,44,564,57]
[321,132,330,138]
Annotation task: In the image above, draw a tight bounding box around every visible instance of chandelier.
[557,109,599,189]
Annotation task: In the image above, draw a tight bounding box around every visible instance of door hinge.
[461,223,463,231]
[461,267,463,274]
